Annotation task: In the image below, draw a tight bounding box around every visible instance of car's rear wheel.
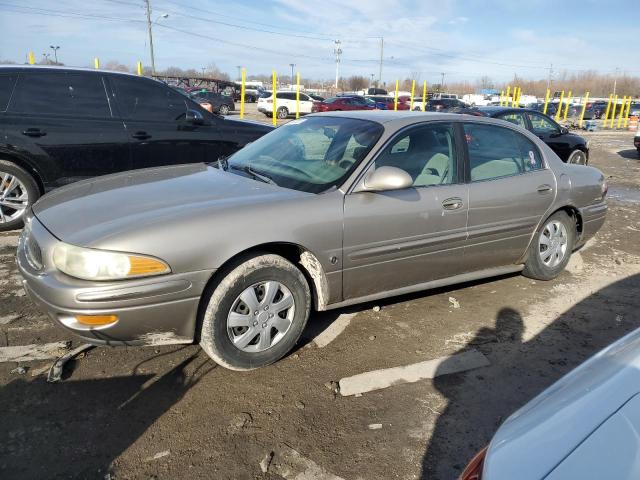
[0,160,39,232]
[523,211,575,281]
[567,149,587,165]
[276,107,288,119]
[219,104,230,115]
[199,254,311,371]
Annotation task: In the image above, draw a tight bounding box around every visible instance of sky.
[0,0,638,87]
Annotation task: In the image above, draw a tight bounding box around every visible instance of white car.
[257,91,315,119]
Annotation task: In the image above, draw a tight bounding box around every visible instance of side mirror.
[354,166,413,193]
[185,109,204,125]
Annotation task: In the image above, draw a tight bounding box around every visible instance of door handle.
[131,131,151,140]
[537,184,553,193]
[22,128,46,137]
[442,197,464,210]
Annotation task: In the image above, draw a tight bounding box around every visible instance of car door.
[109,75,230,169]
[342,122,469,299]
[463,121,556,271]
[525,111,572,160]
[3,71,129,188]
[298,93,314,114]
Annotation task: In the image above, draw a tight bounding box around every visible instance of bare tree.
[347,75,368,91]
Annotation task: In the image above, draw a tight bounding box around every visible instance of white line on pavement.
[339,349,490,396]
[313,313,357,348]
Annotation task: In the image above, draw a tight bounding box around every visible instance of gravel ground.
[0,123,639,480]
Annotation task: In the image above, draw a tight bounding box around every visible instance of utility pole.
[378,37,384,85]
[546,63,553,90]
[440,72,445,92]
[49,45,59,64]
[42,53,50,64]
[144,0,156,74]
[334,40,342,89]
[370,73,375,88]
[236,65,242,80]
[289,63,296,85]
[612,67,619,97]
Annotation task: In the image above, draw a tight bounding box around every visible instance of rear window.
[0,75,16,111]
[111,76,188,121]
[9,72,110,117]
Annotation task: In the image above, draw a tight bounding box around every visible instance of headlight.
[52,243,170,281]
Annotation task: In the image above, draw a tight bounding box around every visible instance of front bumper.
[17,215,214,346]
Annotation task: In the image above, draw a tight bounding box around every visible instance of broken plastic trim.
[47,344,95,383]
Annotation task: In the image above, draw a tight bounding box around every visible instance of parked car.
[257,91,315,118]
[634,128,640,156]
[308,93,325,102]
[0,66,273,231]
[18,111,607,370]
[628,102,640,117]
[426,98,467,112]
[461,326,640,480]
[591,100,609,119]
[311,96,377,112]
[189,90,235,115]
[365,95,410,110]
[458,107,590,165]
[565,103,596,120]
[526,102,558,116]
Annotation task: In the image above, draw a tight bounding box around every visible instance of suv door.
[525,112,571,160]
[4,71,129,188]
[342,122,468,299]
[298,93,314,113]
[463,122,555,270]
[109,75,232,169]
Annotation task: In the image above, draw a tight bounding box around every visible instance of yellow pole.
[555,90,564,121]
[240,67,246,119]
[409,79,415,110]
[394,79,399,111]
[28,51,35,65]
[563,90,572,121]
[499,90,504,107]
[602,94,613,127]
[272,70,277,127]
[543,88,551,114]
[517,87,522,106]
[505,85,511,107]
[578,91,590,128]
[295,71,300,119]
[617,95,627,129]
[136,61,142,76]
[609,95,618,128]
[422,81,427,111]
[94,57,100,69]
[510,87,515,107]
[624,97,632,129]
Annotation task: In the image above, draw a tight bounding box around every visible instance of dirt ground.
[0,122,639,480]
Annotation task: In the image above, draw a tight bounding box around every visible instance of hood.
[33,163,307,247]
[483,327,640,479]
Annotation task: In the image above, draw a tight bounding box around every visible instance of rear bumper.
[17,215,214,346]
[576,201,607,248]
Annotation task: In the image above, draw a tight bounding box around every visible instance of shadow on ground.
[616,149,639,160]
[421,273,640,479]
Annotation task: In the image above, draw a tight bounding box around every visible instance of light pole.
[612,67,620,97]
[144,0,168,75]
[236,65,242,80]
[334,40,342,89]
[289,63,296,86]
[42,53,51,64]
[49,45,59,64]
[370,73,375,88]
[440,72,446,92]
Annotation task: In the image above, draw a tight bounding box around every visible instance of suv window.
[375,123,457,187]
[277,92,296,100]
[0,75,16,111]
[527,112,559,135]
[111,76,188,121]
[464,123,543,181]
[10,72,110,117]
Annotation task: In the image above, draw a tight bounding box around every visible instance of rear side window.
[499,112,527,128]
[9,73,110,117]
[464,123,543,182]
[111,76,188,121]
[0,75,17,111]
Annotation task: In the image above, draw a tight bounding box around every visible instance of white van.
[257,91,315,118]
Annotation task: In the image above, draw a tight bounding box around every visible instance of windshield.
[227,116,384,193]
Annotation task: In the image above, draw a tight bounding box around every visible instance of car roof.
[308,110,472,126]
[0,64,154,80]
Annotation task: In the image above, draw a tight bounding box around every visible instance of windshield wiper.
[230,164,278,186]
[210,156,229,170]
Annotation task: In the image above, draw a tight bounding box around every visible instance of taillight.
[459,447,487,480]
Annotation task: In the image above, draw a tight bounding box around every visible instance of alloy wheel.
[0,172,29,224]
[227,281,295,353]
[219,105,230,115]
[538,220,568,268]
[569,151,586,165]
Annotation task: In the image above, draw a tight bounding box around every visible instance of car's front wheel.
[0,160,40,232]
[219,104,230,115]
[523,211,575,281]
[276,107,289,119]
[199,254,311,370]
[567,149,587,165]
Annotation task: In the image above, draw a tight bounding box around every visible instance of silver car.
[16,112,608,370]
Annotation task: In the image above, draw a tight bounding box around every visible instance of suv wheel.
[523,211,575,281]
[567,149,587,165]
[219,104,230,115]
[276,107,289,119]
[199,254,311,370]
[0,160,40,232]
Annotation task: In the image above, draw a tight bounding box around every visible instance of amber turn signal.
[75,314,118,326]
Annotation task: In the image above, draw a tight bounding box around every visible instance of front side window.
[227,116,383,193]
[111,76,187,121]
[499,112,527,128]
[527,112,559,135]
[464,123,543,182]
[10,72,110,117]
[375,123,457,187]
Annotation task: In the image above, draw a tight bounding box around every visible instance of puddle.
[608,185,640,204]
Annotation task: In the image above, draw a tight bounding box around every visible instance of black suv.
[0,66,273,231]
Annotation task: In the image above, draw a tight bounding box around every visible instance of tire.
[276,107,288,119]
[265,112,272,118]
[0,160,40,232]
[523,211,575,281]
[199,254,311,371]
[567,149,587,165]
[219,104,230,115]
